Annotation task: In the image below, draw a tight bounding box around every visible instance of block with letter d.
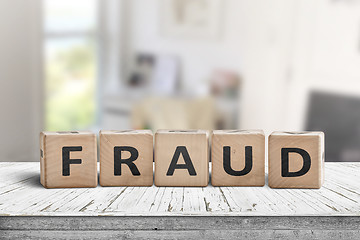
[154,130,209,187]
[39,131,97,188]
[211,130,265,186]
[268,131,325,189]
[99,130,153,186]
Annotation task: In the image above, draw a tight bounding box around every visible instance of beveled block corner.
[211,130,265,186]
[39,131,97,188]
[268,131,325,189]
[99,130,153,186]
[154,130,209,187]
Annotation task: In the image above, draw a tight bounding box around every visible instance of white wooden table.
[0,162,359,239]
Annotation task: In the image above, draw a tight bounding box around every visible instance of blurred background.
[1,0,360,162]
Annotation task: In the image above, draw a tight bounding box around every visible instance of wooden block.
[154,130,209,187]
[99,130,153,186]
[268,131,325,189]
[39,131,97,188]
[211,130,265,186]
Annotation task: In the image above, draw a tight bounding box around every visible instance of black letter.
[62,146,82,176]
[114,146,140,176]
[223,146,253,176]
[166,146,196,176]
[281,148,311,177]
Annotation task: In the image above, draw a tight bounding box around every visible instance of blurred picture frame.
[128,53,156,88]
[151,55,179,95]
[160,0,222,39]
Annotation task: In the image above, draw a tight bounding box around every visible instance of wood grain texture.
[154,130,209,187]
[0,162,359,216]
[39,131,97,188]
[211,130,265,186]
[99,130,153,186]
[268,131,324,189]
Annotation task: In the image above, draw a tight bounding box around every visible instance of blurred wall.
[123,0,296,134]
[0,0,42,161]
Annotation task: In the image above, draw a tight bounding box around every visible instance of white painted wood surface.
[0,162,359,216]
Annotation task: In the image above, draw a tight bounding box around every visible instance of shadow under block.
[211,130,265,186]
[39,131,97,188]
[268,131,325,189]
[154,130,209,187]
[99,130,153,186]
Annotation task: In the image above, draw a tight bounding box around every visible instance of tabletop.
[0,162,359,217]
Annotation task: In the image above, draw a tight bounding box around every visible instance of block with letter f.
[39,131,97,188]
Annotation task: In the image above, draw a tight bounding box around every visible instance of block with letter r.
[39,131,97,188]
[99,130,153,186]
[268,131,325,189]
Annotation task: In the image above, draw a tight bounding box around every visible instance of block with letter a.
[268,131,325,189]
[99,130,153,186]
[211,130,265,186]
[39,131,97,188]
[154,130,209,187]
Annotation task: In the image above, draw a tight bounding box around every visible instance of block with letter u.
[211,130,265,186]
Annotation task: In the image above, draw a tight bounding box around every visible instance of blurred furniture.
[0,162,359,238]
[131,96,216,130]
[306,91,360,162]
[102,94,239,131]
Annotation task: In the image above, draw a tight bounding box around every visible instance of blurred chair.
[306,91,360,162]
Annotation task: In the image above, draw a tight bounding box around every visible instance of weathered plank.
[1,216,360,230]
[0,216,360,240]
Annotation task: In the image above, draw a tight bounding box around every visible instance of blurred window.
[44,0,98,131]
